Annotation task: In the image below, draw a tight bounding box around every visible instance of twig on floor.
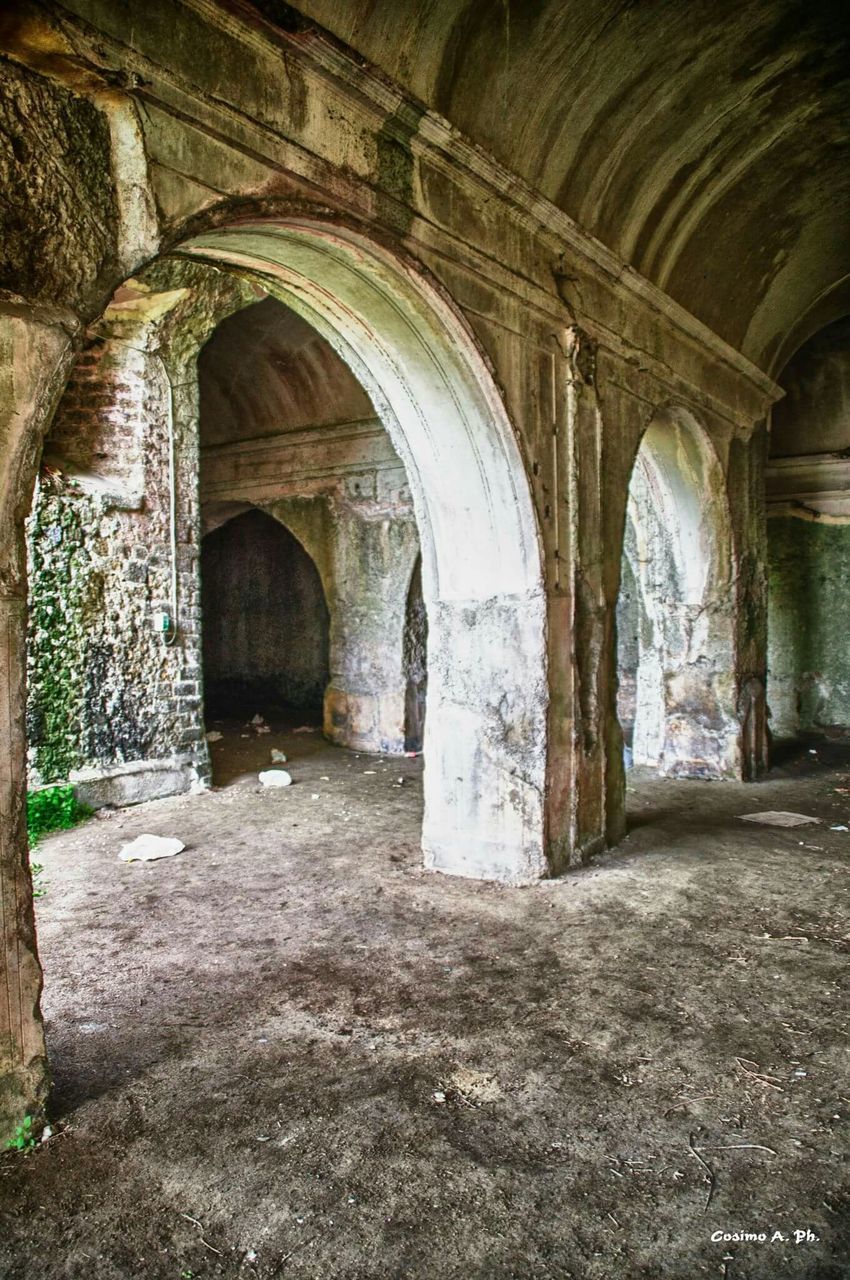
[279,1235,318,1267]
[688,1132,716,1211]
[734,1057,785,1091]
[180,1212,223,1256]
[700,1143,777,1155]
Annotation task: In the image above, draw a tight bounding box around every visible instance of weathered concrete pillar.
[323,494,419,755]
[728,424,771,778]
[0,307,76,1142]
[562,328,627,864]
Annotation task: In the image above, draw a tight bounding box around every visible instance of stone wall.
[25,275,424,805]
[615,521,641,752]
[25,333,208,804]
[766,317,850,738]
[768,518,850,737]
[0,58,118,315]
[24,262,257,805]
[403,556,427,753]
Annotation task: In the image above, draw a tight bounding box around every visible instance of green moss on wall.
[26,484,104,783]
[768,516,850,736]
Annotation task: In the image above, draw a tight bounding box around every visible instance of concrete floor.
[0,719,848,1279]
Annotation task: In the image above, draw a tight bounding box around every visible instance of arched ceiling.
[281,0,850,373]
[198,295,374,446]
[770,314,850,457]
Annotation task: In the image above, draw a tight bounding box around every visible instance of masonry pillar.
[561,329,629,863]
[0,307,76,1142]
[728,421,771,778]
[323,491,420,755]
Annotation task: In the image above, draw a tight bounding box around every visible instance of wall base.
[67,757,207,809]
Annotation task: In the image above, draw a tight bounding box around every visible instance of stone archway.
[617,407,739,779]
[177,220,548,884]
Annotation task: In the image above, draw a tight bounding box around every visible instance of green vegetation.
[27,784,91,847]
[30,860,46,899]
[26,490,98,782]
[5,1116,37,1152]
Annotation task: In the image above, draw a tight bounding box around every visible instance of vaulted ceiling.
[283,0,850,375]
[199,296,374,446]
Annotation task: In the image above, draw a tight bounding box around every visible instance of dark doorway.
[201,508,330,717]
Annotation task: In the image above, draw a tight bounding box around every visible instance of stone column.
[0,307,76,1142]
[323,490,420,755]
[561,329,630,864]
[728,423,771,779]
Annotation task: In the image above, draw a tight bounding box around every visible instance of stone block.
[69,758,199,808]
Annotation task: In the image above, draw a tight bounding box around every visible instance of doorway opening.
[616,409,739,779]
[200,509,331,782]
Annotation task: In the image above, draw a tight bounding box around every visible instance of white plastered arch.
[179,221,548,882]
[625,406,739,779]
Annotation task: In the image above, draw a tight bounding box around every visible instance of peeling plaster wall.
[3,2,778,860]
[0,0,797,1141]
[8,1,778,863]
[768,519,850,736]
[616,412,741,780]
[767,319,850,738]
[321,493,420,756]
[615,521,641,752]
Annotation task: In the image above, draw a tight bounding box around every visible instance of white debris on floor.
[258,769,292,788]
[118,834,186,862]
[738,811,821,827]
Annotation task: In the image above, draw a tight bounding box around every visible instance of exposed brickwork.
[27,344,208,786]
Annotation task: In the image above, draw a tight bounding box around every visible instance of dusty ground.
[1,715,848,1280]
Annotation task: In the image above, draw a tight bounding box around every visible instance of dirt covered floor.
[1,718,848,1280]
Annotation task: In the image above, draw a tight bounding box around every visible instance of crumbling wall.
[201,508,330,713]
[615,410,740,780]
[767,319,850,738]
[403,556,427,752]
[615,521,641,752]
[0,59,118,315]
[197,293,422,756]
[768,520,850,737]
[25,263,255,804]
[25,336,207,800]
